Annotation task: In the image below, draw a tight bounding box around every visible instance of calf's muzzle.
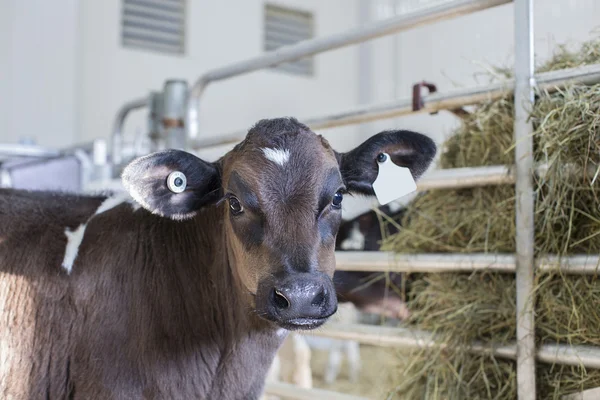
[256,272,337,330]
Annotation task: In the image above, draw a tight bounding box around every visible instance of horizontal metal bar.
[304,63,600,131]
[0,144,60,158]
[309,323,600,369]
[334,252,600,275]
[187,0,512,142]
[263,382,369,400]
[418,165,514,190]
[562,387,600,400]
[194,63,600,149]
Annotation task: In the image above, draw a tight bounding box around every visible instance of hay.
[384,37,600,399]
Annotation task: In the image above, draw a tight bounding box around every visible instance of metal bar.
[418,165,513,190]
[263,382,369,400]
[186,0,512,142]
[513,0,536,397]
[0,144,60,158]
[111,96,149,166]
[562,387,600,400]
[191,63,600,149]
[309,323,600,369]
[334,252,600,275]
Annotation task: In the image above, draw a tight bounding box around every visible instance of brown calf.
[0,118,435,399]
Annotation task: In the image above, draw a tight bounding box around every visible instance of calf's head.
[123,118,435,330]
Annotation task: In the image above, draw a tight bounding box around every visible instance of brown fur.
[0,190,280,399]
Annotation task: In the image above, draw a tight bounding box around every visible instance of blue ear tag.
[167,171,187,193]
[372,153,417,205]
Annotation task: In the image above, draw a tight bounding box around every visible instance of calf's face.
[122,118,436,330]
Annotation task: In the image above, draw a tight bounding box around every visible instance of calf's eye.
[229,196,244,215]
[332,191,344,209]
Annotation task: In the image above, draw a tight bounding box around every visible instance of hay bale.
[384,37,600,399]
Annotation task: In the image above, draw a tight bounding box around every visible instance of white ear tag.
[372,153,417,205]
[167,171,187,193]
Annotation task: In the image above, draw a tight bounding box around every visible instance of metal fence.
[109,0,600,398]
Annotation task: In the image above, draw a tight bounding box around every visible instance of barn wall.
[0,0,361,152]
[0,0,80,148]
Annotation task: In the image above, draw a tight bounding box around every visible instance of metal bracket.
[412,80,470,119]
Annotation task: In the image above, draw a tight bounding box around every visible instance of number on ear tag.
[372,153,417,205]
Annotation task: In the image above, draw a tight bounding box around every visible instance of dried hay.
[382,37,600,399]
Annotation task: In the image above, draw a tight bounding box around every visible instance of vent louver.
[122,0,185,55]
[264,4,314,76]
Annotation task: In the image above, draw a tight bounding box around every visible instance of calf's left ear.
[122,149,221,220]
[336,130,436,196]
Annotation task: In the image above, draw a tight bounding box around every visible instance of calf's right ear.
[122,149,221,220]
[335,130,436,196]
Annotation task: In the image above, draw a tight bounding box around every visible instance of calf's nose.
[270,275,330,320]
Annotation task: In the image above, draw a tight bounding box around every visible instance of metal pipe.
[111,96,149,166]
[310,323,600,369]
[162,80,188,150]
[333,252,600,275]
[186,0,512,142]
[0,144,60,158]
[418,165,514,190]
[191,63,600,149]
[263,382,369,400]
[513,0,536,397]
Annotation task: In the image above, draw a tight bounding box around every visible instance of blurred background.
[2,2,600,399]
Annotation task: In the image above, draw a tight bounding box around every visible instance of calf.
[335,203,411,320]
[0,118,435,399]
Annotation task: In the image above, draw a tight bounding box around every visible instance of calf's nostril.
[272,289,290,310]
[311,288,326,307]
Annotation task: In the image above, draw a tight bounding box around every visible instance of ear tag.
[372,153,417,205]
[167,171,187,193]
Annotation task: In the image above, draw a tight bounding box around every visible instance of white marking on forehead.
[61,194,129,274]
[261,147,290,166]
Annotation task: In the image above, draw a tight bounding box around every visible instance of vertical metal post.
[514,0,536,398]
[162,80,188,150]
[146,91,164,152]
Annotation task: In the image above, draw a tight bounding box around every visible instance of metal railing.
[192,63,600,149]
[184,0,512,145]
[333,252,600,275]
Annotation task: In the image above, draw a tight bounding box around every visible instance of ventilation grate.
[122,0,186,55]
[264,4,314,76]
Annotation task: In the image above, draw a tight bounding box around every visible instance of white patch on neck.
[61,193,130,274]
[262,147,290,166]
[340,222,365,250]
[62,224,87,274]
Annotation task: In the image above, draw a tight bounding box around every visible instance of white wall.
[0,0,361,153]
[0,0,80,148]
[79,0,362,156]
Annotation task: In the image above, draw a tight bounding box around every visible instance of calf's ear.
[336,130,436,196]
[122,149,221,220]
